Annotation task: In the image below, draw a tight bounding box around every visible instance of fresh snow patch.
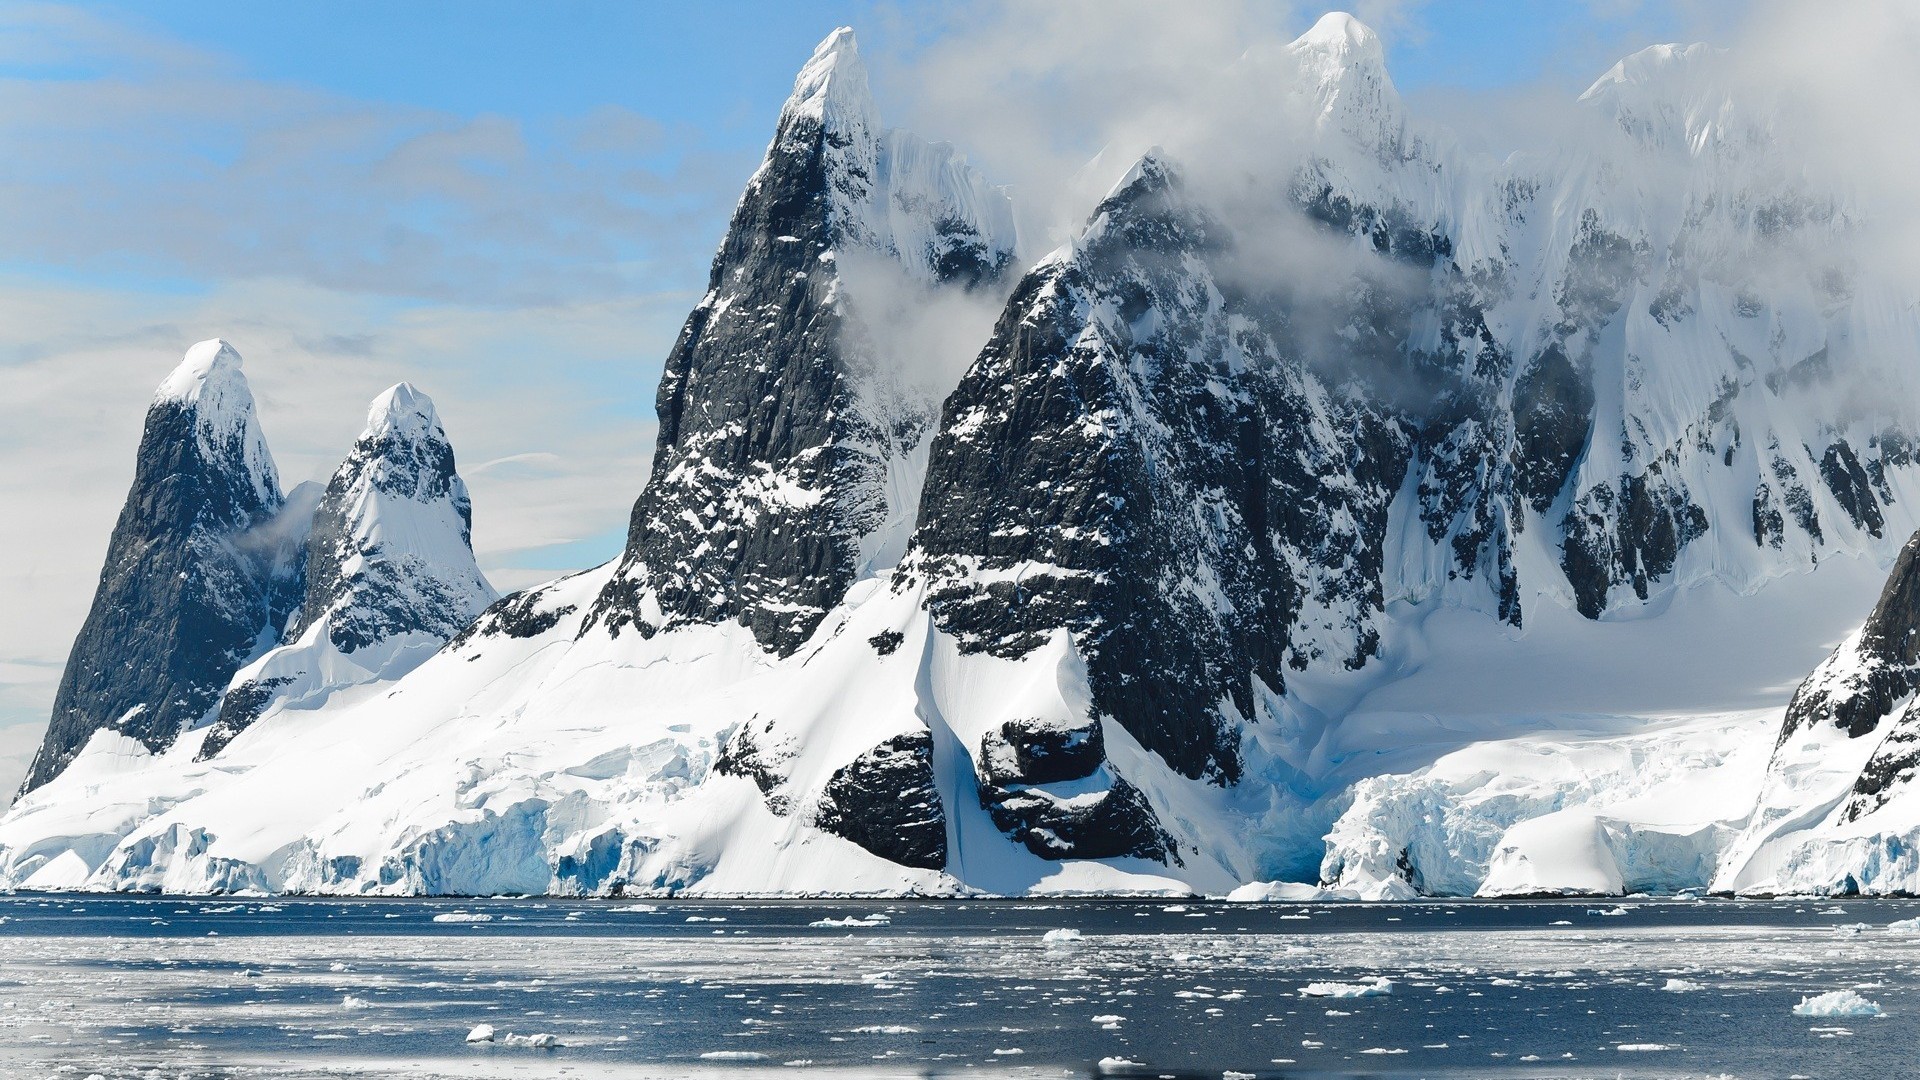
[1300,976,1393,998]
[1793,990,1882,1017]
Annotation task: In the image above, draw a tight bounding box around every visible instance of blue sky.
[0,0,1747,784]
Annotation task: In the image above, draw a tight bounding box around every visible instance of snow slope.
[5,17,1920,897]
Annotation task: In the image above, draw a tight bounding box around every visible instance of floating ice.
[1299,976,1393,998]
[465,1023,495,1043]
[504,1032,559,1048]
[700,1050,770,1061]
[809,914,891,928]
[1042,928,1083,945]
[1887,917,1920,933]
[432,913,492,923]
[1616,1043,1674,1051]
[1097,1059,1142,1072]
[1793,990,1882,1017]
[1663,978,1705,992]
[340,994,370,1009]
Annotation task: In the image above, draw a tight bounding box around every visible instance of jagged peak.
[782,26,875,133]
[1105,147,1177,203]
[363,382,445,445]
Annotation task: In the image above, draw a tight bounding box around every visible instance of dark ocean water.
[0,894,1912,1078]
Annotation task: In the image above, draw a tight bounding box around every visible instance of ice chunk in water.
[1299,976,1393,998]
[1793,990,1882,1017]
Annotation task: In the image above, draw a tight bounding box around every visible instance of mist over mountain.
[6,10,1920,900]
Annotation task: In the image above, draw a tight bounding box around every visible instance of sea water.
[0,894,1912,1077]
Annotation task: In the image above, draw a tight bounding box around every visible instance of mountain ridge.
[5,15,1920,899]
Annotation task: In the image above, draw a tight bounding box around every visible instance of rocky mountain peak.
[781,26,874,136]
[152,337,280,509]
[197,381,495,758]
[19,340,296,795]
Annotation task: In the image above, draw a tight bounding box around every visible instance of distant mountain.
[5,16,1919,898]
[18,340,301,796]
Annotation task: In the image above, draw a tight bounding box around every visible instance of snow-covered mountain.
[585,26,1016,656]
[197,383,497,758]
[17,341,304,796]
[5,16,1920,898]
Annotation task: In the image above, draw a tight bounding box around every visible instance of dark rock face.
[453,582,579,646]
[904,159,1421,788]
[1511,342,1593,511]
[981,774,1173,863]
[1779,529,1920,746]
[979,718,1106,788]
[1821,441,1885,538]
[21,342,293,796]
[975,716,1173,862]
[583,30,1013,658]
[1562,470,1712,619]
[811,731,947,871]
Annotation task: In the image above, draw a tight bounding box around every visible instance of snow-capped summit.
[18,340,298,796]
[198,382,495,758]
[780,26,873,134]
[1578,42,1747,155]
[152,338,279,508]
[1285,12,1404,156]
[363,381,437,443]
[1291,11,1384,64]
